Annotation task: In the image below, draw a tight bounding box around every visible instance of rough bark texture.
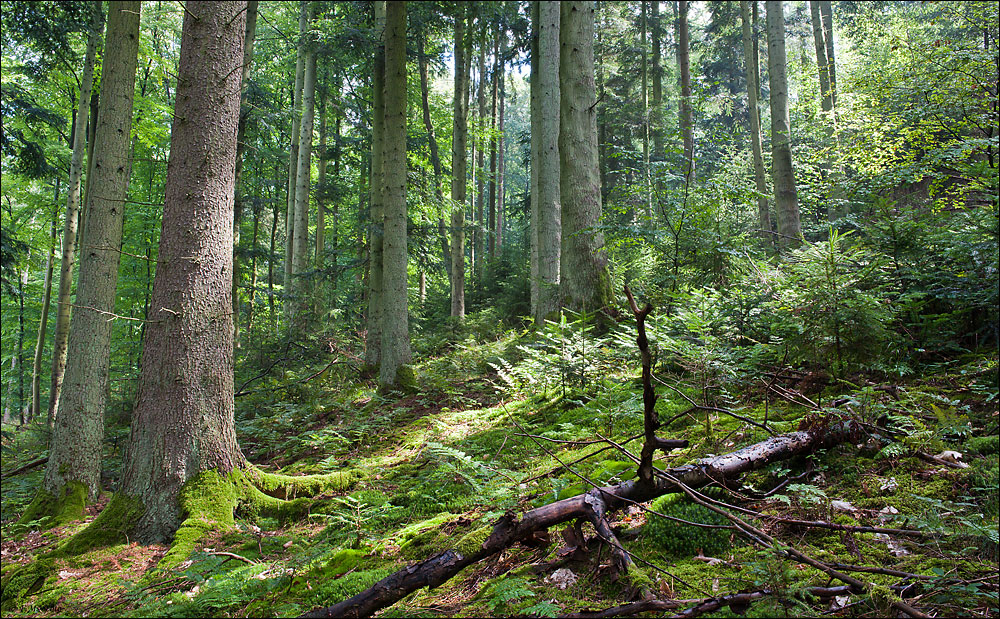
[449,5,468,318]
[365,1,386,366]
[40,1,139,506]
[118,0,247,543]
[819,0,837,111]
[233,0,258,348]
[809,1,833,116]
[741,0,772,246]
[559,1,613,316]
[47,6,104,428]
[378,1,411,388]
[284,2,308,296]
[536,1,561,324]
[301,422,855,618]
[766,0,802,250]
[678,0,695,184]
[291,3,317,317]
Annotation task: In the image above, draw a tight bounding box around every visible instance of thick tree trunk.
[47,6,104,429]
[559,1,613,316]
[291,3,317,320]
[41,0,141,504]
[119,0,247,543]
[766,0,801,250]
[449,5,469,318]
[379,0,411,388]
[32,188,58,421]
[301,422,854,618]
[536,1,561,324]
[677,0,695,184]
[233,0,258,349]
[741,0,772,247]
[529,2,540,320]
[366,1,387,366]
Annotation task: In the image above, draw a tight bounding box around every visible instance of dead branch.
[1,456,49,479]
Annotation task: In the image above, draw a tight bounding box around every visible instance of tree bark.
[741,0,772,247]
[641,0,650,219]
[32,186,58,422]
[379,0,411,388]
[818,0,836,111]
[291,2,317,321]
[765,0,801,250]
[487,36,498,261]
[119,0,247,542]
[449,4,469,318]
[529,1,540,320]
[651,0,663,159]
[42,0,141,503]
[366,1,387,366]
[809,1,833,116]
[536,1,561,324]
[233,0,258,349]
[285,2,308,298]
[474,39,487,283]
[48,6,104,429]
[559,1,612,316]
[677,0,695,184]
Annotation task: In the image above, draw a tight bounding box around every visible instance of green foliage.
[645,492,733,557]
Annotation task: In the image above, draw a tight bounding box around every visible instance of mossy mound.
[645,490,734,557]
[15,480,88,530]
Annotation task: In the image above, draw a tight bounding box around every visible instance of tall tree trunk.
[32,185,58,422]
[474,40,487,282]
[530,2,540,319]
[366,1,387,365]
[741,0,772,247]
[536,1,561,324]
[284,2,308,299]
[809,1,833,116]
[677,0,695,184]
[269,168,279,331]
[118,0,247,543]
[641,0,650,219]
[17,260,28,424]
[496,48,506,253]
[449,4,469,318]
[379,0,411,388]
[818,0,836,111]
[651,0,663,159]
[233,0,258,349]
[291,2,317,322]
[559,1,612,316]
[417,34,449,280]
[487,37,498,261]
[30,1,141,516]
[315,73,327,273]
[48,6,104,429]
[765,0,801,250]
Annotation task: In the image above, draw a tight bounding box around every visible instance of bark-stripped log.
[300,421,855,618]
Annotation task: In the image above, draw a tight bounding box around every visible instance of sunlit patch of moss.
[15,480,88,530]
[0,558,54,611]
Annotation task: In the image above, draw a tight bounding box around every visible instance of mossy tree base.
[15,480,88,530]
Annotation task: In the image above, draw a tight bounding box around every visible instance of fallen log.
[299,420,856,618]
[1,456,48,480]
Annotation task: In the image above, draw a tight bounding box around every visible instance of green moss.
[245,467,362,500]
[967,435,999,456]
[393,513,461,559]
[0,558,55,610]
[454,524,492,557]
[16,480,88,529]
[160,470,240,569]
[620,564,654,593]
[645,492,734,557]
[325,548,367,576]
[57,493,143,556]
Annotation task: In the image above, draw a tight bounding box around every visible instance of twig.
[1,455,49,479]
[207,551,258,564]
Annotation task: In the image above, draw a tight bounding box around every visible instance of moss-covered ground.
[2,316,997,617]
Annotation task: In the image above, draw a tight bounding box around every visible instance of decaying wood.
[1,456,48,480]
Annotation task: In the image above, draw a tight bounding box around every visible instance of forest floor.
[1,314,998,618]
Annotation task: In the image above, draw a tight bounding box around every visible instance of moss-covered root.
[15,481,88,529]
[159,466,363,569]
[1,558,54,611]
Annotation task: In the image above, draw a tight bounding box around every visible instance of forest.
[0,0,997,617]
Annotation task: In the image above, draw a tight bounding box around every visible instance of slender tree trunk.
[379,0,411,388]
[474,40,487,282]
[77,87,100,251]
[32,185,58,422]
[417,34,449,280]
[766,0,801,250]
[536,1,561,324]
[651,0,663,159]
[560,1,612,316]
[449,4,469,318]
[809,1,833,116]
[496,61,506,252]
[119,0,247,543]
[47,6,104,429]
[36,0,141,509]
[269,171,279,331]
[284,2,308,297]
[819,0,836,111]
[530,2,540,318]
[366,1,387,364]
[17,261,28,424]
[641,0,650,219]
[677,0,695,184]
[233,0,258,349]
[291,3,317,322]
[331,76,341,277]
[741,0,772,247]
[316,73,327,274]
[487,37,498,261]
